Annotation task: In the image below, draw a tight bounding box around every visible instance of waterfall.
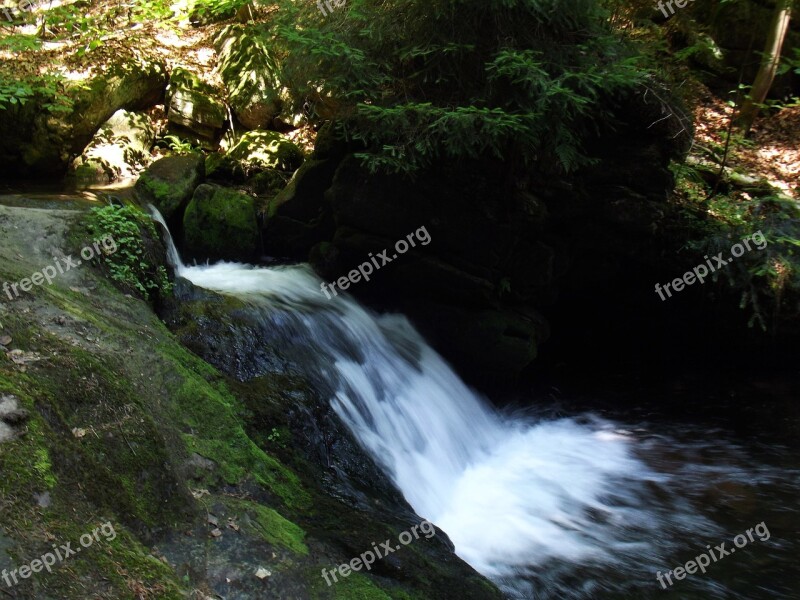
[149,209,726,598]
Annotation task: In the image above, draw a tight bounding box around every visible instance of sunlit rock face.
[165,67,227,149]
[0,60,166,178]
[215,24,287,131]
[69,109,156,185]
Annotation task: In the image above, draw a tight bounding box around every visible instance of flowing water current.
[152,209,800,599]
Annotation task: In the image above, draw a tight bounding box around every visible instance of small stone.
[0,335,11,346]
[207,515,219,526]
[34,491,51,508]
[210,528,222,538]
[255,567,271,579]
[72,427,87,438]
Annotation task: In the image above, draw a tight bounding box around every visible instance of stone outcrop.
[165,68,227,148]
[0,60,166,178]
[135,154,206,221]
[69,109,156,185]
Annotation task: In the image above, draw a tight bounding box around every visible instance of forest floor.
[691,87,800,199]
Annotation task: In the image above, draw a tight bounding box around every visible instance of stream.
[149,204,800,599]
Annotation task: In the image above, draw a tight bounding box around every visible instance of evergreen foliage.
[275,0,647,174]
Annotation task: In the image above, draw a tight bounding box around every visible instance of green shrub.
[84,204,172,301]
[276,0,646,175]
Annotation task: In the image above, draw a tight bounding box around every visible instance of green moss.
[39,521,185,599]
[159,342,312,511]
[225,497,308,555]
[308,570,393,600]
[0,374,58,502]
[140,174,172,200]
[333,574,393,600]
[182,184,259,260]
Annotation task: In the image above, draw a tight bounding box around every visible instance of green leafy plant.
[84,204,172,302]
[266,427,286,448]
[0,71,76,113]
[677,164,800,330]
[155,134,199,155]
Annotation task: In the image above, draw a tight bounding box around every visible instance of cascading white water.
[151,208,772,598]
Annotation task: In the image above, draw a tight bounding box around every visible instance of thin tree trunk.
[736,0,793,134]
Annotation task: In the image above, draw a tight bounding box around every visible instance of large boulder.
[0,60,166,178]
[135,154,205,220]
[69,109,156,185]
[206,130,304,180]
[262,158,339,258]
[215,24,287,130]
[183,184,259,261]
[166,68,227,148]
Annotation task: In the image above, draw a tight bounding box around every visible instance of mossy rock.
[215,24,286,130]
[0,202,503,600]
[135,154,205,220]
[210,131,304,180]
[166,68,227,148]
[183,183,259,261]
[249,169,289,197]
[69,109,156,186]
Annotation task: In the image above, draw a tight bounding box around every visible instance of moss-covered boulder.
[134,154,205,220]
[215,24,287,130]
[166,68,227,148]
[183,184,259,261]
[206,130,304,180]
[0,196,504,600]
